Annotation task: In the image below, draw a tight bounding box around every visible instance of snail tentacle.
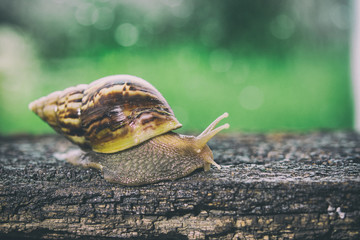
[198,112,229,138]
[195,112,229,149]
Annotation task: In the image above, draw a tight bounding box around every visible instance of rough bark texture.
[0,132,360,239]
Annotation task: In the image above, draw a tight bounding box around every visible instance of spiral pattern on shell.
[29,75,182,153]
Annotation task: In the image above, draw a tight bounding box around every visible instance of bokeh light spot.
[239,86,264,110]
[114,23,139,47]
[75,3,98,26]
[270,14,295,40]
[329,3,350,30]
[209,49,233,73]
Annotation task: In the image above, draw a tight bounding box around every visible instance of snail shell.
[29,75,182,153]
[29,74,229,186]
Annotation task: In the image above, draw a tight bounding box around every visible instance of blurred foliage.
[0,0,354,134]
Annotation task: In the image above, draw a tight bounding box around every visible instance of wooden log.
[0,132,359,239]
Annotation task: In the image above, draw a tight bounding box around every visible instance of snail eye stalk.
[195,112,229,149]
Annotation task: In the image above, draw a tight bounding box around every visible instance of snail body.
[29,75,229,186]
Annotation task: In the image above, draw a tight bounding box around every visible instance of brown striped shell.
[29,75,182,153]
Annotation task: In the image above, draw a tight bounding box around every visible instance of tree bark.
[0,132,360,239]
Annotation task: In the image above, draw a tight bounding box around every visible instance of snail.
[29,75,229,186]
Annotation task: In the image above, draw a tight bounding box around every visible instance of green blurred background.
[0,0,354,134]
